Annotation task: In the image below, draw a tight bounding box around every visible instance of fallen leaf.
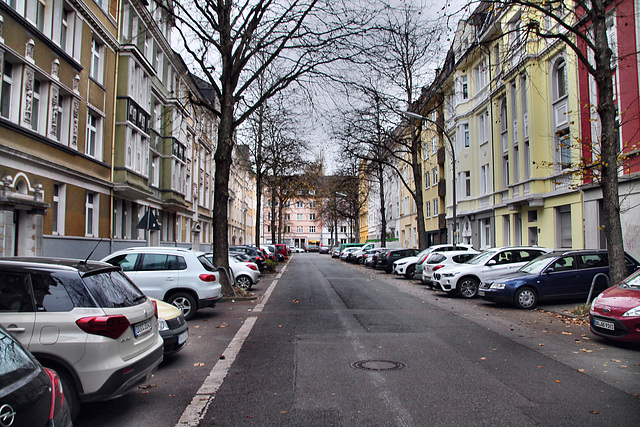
[536,366,543,368]
[580,349,593,353]
[578,369,586,373]
[589,410,600,415]
[561,332,572,335]
[278,325,283,327]
[194,362,205,366]
[194,325,200,329]
[480,357,487,360]
[216,323,229,328]
[538,343,545,346]
[138,384,157,389]
[556,380,561,383]
[620,365,628,368]
[293,299,299,303]
[611,359,621,363]
[280,410,288,414]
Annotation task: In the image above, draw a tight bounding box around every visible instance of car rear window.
[578,254,608,269]
[0,272,34,312]
[0,332,37,388]
[427,253,446,263]
[453,254,476,263]
[31,272,75,312]
[198,254,217,272]
[82,270,146,308]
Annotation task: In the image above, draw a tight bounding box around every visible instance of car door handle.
[165,277,175,281]
[6,325,26,333]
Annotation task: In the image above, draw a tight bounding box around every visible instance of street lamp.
[403,110,457,247]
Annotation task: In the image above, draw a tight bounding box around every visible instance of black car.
[364,248,388,267]
[0,326,72,426]
[229,246,267,271]
[377,248,420,273]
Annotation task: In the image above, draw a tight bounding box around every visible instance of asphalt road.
[76,253,640,427]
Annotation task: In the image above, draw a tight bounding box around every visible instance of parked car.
[415,244,475,277]
[0,257,164,419]
[590,268,640,343]
[150,297,189,355]
[319,246,330,254]
[363,248,388,267]
[228,255,261,290]
[275,244,289,259]
[291,246,305,253]
[306,244,320,252]
[101,247,223,320]
[0,325,72,426]
[433,246,551,298]
[393,248,432,278]
[228,246,267,271]
[340,247,360,261]
[377,248,420,273]
[421,250,479,286]
[266,245,285,261]
[331,247,341,258]
[229,251,253,263]
[479,249,640,309]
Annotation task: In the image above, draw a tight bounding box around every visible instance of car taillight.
[432,265,445,271]
[199,273,217,282]
[76,315,130,339]
[257,256,264,262]
[151,299,158,318]
[246,264,258,271]
[44,368,65,421]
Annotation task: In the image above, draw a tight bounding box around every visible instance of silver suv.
[102,247,223,320]
[432,247,551,298]
[0,257,164,420]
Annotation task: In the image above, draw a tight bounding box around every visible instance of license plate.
[134,319,152,337]
[478,290,485,297]
[178,330,189,345]
[594,319,615,331]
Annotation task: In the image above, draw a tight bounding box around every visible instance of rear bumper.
[81,342,163,402]
[199,294,222,309]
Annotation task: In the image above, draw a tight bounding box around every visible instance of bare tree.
[164,0,378,294]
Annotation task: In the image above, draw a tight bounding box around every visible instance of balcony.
[438,180,446,197]
[438,213,447,230]
[437,146,445,165]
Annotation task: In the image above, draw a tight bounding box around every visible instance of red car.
[590,269,640,343]
[275,244,289,259]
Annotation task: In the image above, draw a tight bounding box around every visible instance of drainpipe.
[109,0,123,255]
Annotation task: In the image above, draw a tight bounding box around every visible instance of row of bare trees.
[161,0,632,293]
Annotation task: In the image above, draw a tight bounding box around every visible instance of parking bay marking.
[176,264,286,426]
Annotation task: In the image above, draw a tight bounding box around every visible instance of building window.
[463,123,469,148]
[309,226,316,233]
[480,164,489,194]
[91,38,104,83]
[425,201,431,218]
[309,213,315,220]
[340,226,347,233]
[86,112,102,158]
[1,61,14,119]
[85,192,98,237]
[424,171,430,188]
[296,213,303,220]
[52,183,65,235]
[460,75,469,100]
[286,226,291,233]
[475,57,487,90]
[309,201,315,208]
[432,167,438,185]
[553,57,567,101]
[30,79,42,132]
[36,0,46,31]
[478,111,488,145]
[433,199,438,216]
[297,226,303,233]
[296,201,303,208]
[557,128,571,169]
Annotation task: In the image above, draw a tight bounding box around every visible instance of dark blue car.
[478,250,640,309]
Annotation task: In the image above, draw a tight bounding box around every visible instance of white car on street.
[393,248,432,278]
[228,255,261,290]
[432,247,550,298]
[102,247,223,320]
[421,250,479,286]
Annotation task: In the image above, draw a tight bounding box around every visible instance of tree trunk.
[410,122,427,249]
[592,11,626,285]
[378,163,387,247]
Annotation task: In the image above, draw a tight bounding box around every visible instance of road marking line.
[175,264,285,426]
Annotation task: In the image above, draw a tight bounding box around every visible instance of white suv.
[102,247,223,320]
[432,247,551,298]
[0,257,164,420]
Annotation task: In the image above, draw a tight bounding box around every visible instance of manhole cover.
[351,360,406,371]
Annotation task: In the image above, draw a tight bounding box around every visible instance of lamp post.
[403,111,457,247]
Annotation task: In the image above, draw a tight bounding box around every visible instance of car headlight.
[490,283,506,290]
[158,317,169,331]
[442,272,457,278]
[622,305,640,317]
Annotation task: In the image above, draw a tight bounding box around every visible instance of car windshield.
[466,250,496,265]
[518,256,554,274]
[621,270,640,289]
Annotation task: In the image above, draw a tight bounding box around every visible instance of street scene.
[72,253,639,426]
[2,0,640,426]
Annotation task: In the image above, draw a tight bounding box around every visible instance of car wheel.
[404,265,415,279]
[236,275,253,290]
[514,287,537,309]
[169,292,198,321]
[457,277,479,298]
